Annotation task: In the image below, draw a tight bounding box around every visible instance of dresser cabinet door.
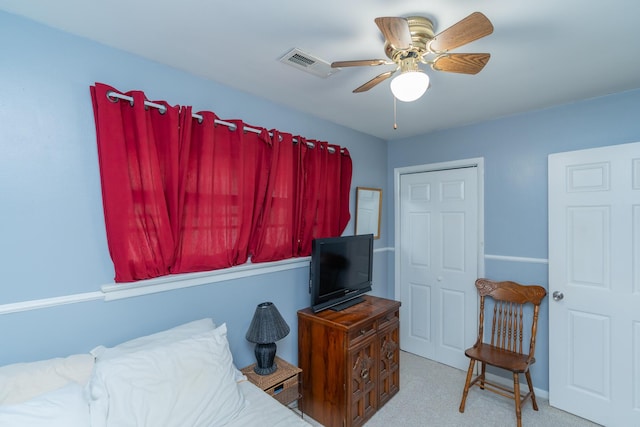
[347,338,378,427]
[377,320,400,406]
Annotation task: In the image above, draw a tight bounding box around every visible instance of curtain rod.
[106,91,345,153]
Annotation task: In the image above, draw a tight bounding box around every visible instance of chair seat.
[465,343,535,372]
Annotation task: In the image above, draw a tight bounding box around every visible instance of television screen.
[309,234,373,312]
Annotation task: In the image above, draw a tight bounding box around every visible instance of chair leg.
[513,373,522,427]
[525,370,538,411]
[479,362,486,389]
[459,359,476,413]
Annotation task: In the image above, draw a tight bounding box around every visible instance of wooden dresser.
[297,295,401,427]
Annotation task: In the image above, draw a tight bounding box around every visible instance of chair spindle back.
[475,279,547,358]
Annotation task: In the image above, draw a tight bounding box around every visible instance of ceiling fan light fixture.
[390,70,429,102]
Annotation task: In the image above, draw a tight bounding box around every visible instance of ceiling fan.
[332,12,494,102]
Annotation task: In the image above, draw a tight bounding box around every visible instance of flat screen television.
[309,234,374,313]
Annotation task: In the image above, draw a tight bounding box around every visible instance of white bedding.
[230,381,311,427]
[0,318,314,427]
[0,379,312,427]
[88,325,246,427]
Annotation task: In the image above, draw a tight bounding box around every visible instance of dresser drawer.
[348,319,376,348]
[377,309,399,331]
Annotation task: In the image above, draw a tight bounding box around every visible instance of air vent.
[279,48,338,78]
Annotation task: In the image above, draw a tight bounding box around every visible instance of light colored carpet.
[304,351,601,427]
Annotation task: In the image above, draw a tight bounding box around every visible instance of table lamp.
[245,302,290,375]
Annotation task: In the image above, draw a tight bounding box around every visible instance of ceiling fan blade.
[375,17,412,50]
[430,12,494,52]
[331,59,387,68]
[431,53,491,74]
[353,70,395,93]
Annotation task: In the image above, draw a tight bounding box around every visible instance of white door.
[396,163,481,370]
[548,141,640,427]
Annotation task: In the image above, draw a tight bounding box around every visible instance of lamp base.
[253,363,278,375]
[253,342,278,375]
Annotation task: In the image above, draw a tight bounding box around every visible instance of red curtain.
[250,130,296,262]
[316,142,344,238]
[251,136,353,260]
[173,112,271,272]
[91,83,180,282]
[294,138,320,256]
[292,140,353,256]
[339,147,353,233]
[91,83,353,282]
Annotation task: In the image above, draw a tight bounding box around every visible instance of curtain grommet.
[106,91,119,103]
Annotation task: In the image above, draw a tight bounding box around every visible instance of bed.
[0,318,313,427]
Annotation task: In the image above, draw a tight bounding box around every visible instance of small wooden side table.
[241,356,303,415]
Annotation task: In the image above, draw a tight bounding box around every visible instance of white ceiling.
[2,0,640,141]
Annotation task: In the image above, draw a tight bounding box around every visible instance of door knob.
[552,291,564,301]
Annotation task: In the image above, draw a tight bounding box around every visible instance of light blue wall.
[386,88,640,391]
[0,11,388,369]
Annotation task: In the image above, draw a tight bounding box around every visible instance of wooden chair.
[459,278,547,427]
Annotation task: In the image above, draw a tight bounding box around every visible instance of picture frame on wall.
[355,187,382,239]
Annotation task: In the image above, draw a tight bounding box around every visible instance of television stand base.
[330,296,364,311]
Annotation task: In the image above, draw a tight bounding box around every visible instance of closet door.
[397,163,480,370]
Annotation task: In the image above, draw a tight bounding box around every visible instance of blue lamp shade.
[245,302,290,375]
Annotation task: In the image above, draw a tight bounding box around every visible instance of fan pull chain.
[393,96,398,130]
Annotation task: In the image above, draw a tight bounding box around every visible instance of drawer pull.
[360,329,367,335]
[360,368,369,379]
[386,351,394,360]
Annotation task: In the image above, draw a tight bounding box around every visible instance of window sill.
[101,256,311,301]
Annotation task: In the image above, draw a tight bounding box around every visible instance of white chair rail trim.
[0,256,311,315]
[0,248,537,315]
[484,254,548,264]
[101,256,310,301]
[0,292,104,315]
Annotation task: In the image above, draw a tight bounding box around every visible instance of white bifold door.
[548,141,640,427]
[397,163,480,371]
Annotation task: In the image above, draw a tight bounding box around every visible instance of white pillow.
[88,323,245,427]
[90,318,216,360]
[0,382,90,427]
[90,317,245,382]
[0,354,94,405]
